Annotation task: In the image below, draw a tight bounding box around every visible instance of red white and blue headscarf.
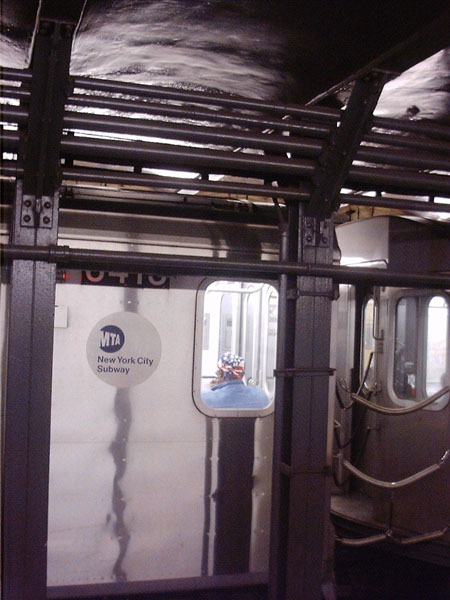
[218,352,244,379]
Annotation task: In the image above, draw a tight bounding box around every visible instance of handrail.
[336,533,387,547]
[386,527,449,546]
[336,380,354,411]
[336,526,448,547]
[341,450,450,489]
[351,386,450,415]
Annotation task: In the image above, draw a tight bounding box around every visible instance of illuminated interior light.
[177,189,199,195]
[145,168,200,178]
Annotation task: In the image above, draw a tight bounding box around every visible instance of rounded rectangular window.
[394,297,419,399]
[391,292,449,409]
[426,296,448,396]
[361,298,376,388]
[195,280,278,415]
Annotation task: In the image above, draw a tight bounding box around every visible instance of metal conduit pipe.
[73,75,339,121]
[1,106,28,124]
[2,244,450,288]
[341,450,450,489]
[66,94,450,153]
[59,135,318,178]
[72,75,450,141]
[2,131,449,200]
[2,142,450,202]
[59,136,450,197]
[0,163,21,178]
[0,129,315,178]
[2,67,450,141]
[61,111,450,171]
[61,166,312,201]
[0,67,32,82]
[2,164,448,215]
[365,132,450,156]
[67,94,332,138]
[340,193,450,214]
[347,165,450,197]
[357,146,450,172]
[61,168,450,213]
[3,104,448,172]
[62,111,324,157]
[371,116,450,141]
[350,386,450,414]
[0,132,20,150]
[17,133,438,197]
[0,86,31,101]
[2,99,448,158]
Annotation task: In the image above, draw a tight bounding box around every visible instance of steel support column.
[269,73,390,600]
[3,187,60,600]
[287,210,335,599]
[1,3,83,599]
[269,202,299,599]
[269,207,335,600]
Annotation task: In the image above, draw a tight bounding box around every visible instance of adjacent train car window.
[394,297,419,398]
[361,298,376,387]
[195,281,278,415]
[392,293,449,408]
[425,296,448,396]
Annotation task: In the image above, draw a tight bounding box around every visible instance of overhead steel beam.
[307,74,387,217]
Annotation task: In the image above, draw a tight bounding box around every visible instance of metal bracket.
[286,288,301,300]
[303,216,317,246]
[20,195,53,228]
[303,216,332,247]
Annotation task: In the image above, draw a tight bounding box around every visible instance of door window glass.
[426,296,448,395]
[198,281,278,413]
[394,297,418,398]
[361,298,376,387]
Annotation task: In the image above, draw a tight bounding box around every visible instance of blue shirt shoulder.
[202,379,269,409]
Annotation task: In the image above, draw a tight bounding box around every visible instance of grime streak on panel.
[109,283,138,581]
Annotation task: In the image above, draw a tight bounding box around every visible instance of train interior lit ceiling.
[0,0,449,225]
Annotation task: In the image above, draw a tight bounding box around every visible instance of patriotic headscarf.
[218,352,244,379]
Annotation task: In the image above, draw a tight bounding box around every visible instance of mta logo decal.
[99,325,125,353]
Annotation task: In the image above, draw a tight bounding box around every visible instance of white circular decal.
[86,312,161,387]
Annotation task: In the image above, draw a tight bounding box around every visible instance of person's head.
[215,352,244,383]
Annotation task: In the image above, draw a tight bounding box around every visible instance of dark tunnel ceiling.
[1,0,449,120]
